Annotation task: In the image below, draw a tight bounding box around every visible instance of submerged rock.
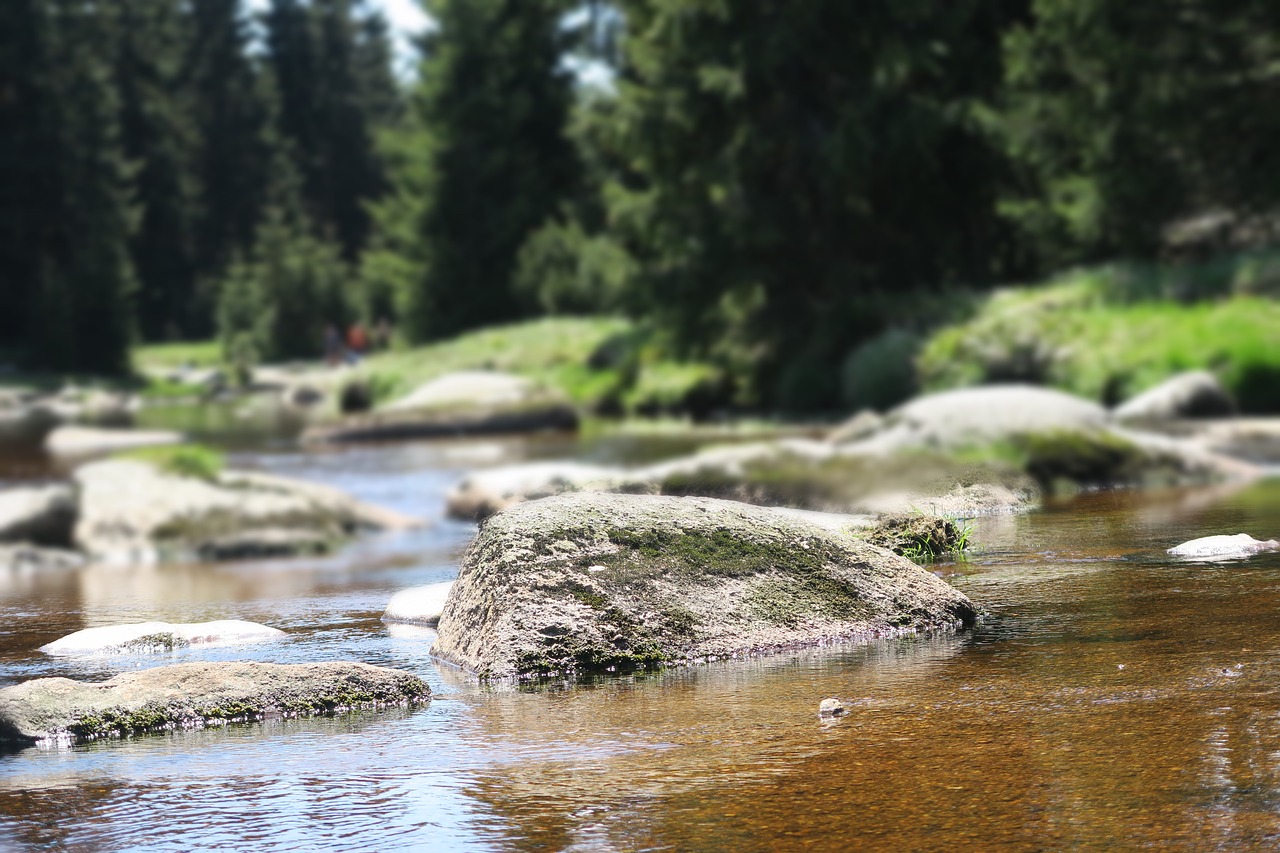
[41,620,285,655]
[45,426,182,457]
[73,459,418,564]
[818,698,848,718]
[0,484,76,547]
[1114,371,1234,423]
[432,493,976,679]
[303,371,578,444]
[1167,533,1280,560]
[0,661,430,745]
[383,581,455,628]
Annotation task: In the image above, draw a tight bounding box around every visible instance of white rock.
[1167,533,1280,560]
[45,426,182,457]
[1114,371,1234,422]
[40,619,285,655]
[445,461,619,520]
[383,581,455,628]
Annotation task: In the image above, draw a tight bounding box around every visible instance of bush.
[840,329,920,412]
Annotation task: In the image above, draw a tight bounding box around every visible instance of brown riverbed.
[0,433,1278,851]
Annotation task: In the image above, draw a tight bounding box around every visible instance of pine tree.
[109,0,199,342]
[386,0,581,341]
[187,0,276,301]
[0,0,135,373]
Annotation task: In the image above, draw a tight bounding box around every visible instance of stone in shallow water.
[383,581,455,628]
[0,661,430,745]
[1167,533,1280,560]
[818,698,848,718]
[40,620,285,655]
[432,492,976,679]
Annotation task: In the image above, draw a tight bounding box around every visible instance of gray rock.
[1114,371,1235,422]
[431,493,976,679]
[827,410,885,445]
[1167,533,1280,560]
[0,545,84,572]
[73,459,419,564]
[818,697,848,718]
[445,461,620,521]
[44,426,182,457]
[0,661,430,745]
[41,620,285,655]
[0,485,76,547]
[302,371,579,444]
[850,385,1110,454]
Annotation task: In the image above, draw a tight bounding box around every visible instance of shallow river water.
[2,428,1280,851]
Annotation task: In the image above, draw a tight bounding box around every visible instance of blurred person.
[346,322,367,364]
[323,324,342,367]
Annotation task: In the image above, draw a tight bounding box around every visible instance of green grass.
[115,444,225,481]
[133,340,222,371]
[918,259,1280,412]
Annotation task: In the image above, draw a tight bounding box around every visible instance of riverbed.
[2,426,1279,850]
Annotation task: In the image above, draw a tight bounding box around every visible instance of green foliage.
[605,0,1019,409]
[514,217,635,316]
[840,329,921,413]
[381,0,581,342]
[998,0,1280,266]
[117,444,225,481]
[919,262,1280,412]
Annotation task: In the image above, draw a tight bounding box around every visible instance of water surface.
[2,433,1280,850]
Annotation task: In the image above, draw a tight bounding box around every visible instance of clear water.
[2,431,1280,850]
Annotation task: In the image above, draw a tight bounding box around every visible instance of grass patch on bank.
[134,340,222,371]
[357,316,725,414]
[115,444,225,481]
[918,256,1280,412]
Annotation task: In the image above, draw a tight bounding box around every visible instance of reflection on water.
[1,430,1280,849]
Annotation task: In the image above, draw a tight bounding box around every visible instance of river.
[2,419,1279,851]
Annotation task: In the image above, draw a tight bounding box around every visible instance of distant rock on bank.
[45,426,182,457]
[0,661,430,745]
[0,485,77,547]
[431,493,975,679]
[40,620,285,655]
[302,371,578,444]
[1114,371,1235,423]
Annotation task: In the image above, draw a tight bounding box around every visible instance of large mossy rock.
[302,371,578,444]
[74,459,417,564]
[0,661,430,745]
[432,493,976,679]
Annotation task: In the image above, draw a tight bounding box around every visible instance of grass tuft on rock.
[115,444,225,482]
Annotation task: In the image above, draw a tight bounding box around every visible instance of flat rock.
[45,426,182,457]
[1167,533,1280,560]
[445,462,619,520]
[432,493,976,679]
[1114,371,1235,423]
[41,620,286,655]
[302,371,579,444]
[0,484,76,547]
[0,661,430,745]
[852,385,1110,453]
[74,459,416,564]
[383,581,456,628]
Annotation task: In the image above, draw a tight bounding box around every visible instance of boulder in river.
[44,425,182,457]
[1113,371,1235,423]
[41,620,286,655]
[1167,533,1280,560]
[302,371,578,444]
[0,661,430,745]
[383,581,455,628]
[73,459,419,564]
[431,493,976,679]
[0,484,76,547]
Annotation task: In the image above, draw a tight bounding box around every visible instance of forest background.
[5,0,1280,413]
